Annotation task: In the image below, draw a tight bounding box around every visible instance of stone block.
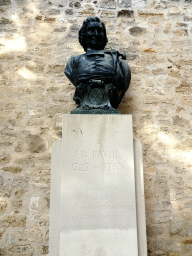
[100,0,116,9]
[8,244,33,254]
[172,115,190,127]
[138,11,164,18]
[129,26,147,36]
[154,176,168,188]
[117,0,132,8]
[179,224,192,237]
[0,0,11,5]
[173,29,188,36]
[2,166,22,174]
[49,115,147,256]
[39,245,49,254]
[0,198,8,212]
[101,11,116,18]
[147,224,164,237]
[12,199,22,208]
[154,240,167,250]
[168,253,179,256]
[0,229,5,238]
[0,17,12,24]
[153,211,170,223]
[118,10,134,17]
[166,242,182,251]
[183,240,192,244]
[65,9,73,15]
[0,248,5,256]
[26,135,46,153]
[169,7,181,15]
[169,221,184,235]
[74,2,81,8]
[4,215,26,227]
[154,251,167,256]
[61,115,138,255]
[47,64,65,74]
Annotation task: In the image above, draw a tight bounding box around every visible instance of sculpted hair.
[79,17,108,52]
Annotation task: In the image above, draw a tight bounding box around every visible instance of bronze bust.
[65,17,131,114]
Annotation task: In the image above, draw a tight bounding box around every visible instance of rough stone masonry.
[0,0,192,255]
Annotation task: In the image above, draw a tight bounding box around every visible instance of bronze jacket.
[65,49,131,108]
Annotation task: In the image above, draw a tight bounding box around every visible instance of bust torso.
[65,49,116,86]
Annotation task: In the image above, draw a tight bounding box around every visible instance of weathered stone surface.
[0,0,191,255]
[12,198,22,208]
[26,135,46,153]
[169,221,184,235]
[8,244,33,254]
[26,61,46,73]
[15,189,27,197]
[147,224,164,236]
[47,64,65,73]
[0,248,5,256]
[0,228,5,238]
[138,11,164,18]
[3,167,22,174]
[0,0,11,5]
[179,224,192,237]
[100,0,116,8]
[168,253,179,256]
[117,0,131,8]
[65,9,73,15]
[101,10,115,18]
[172,115,190,127]
[154,251,167,256]
[183,240,192,244]
[0,198,8,212]
[39,245,49,254]
[74,2,81,8]
[173,29,188,36]
[118,10,134,17]
[4,215,26,227]
[169,7,181,15]
[0,17,12,24]
[59,115,139,256]
[129,26,147,35]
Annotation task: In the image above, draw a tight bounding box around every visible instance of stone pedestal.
[49,115,147,256]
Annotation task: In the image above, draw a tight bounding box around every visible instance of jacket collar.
[86,48,104,56]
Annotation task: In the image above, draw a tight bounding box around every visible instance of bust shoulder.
[67,54,85,66]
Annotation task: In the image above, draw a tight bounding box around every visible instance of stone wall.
[0,0,192,255]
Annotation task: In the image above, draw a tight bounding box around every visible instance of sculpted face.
[86,21,104,50]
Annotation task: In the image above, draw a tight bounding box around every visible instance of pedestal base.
[49,115,147,256]
[71,108,121,114]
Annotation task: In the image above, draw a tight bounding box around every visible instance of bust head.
[79,17,108,52]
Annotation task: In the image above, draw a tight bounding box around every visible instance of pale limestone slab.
[60,115,137,256]
[49,140,62,256]
[134,139,147,256]
[49,115,147,256]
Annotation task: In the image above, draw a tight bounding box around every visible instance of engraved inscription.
[105,163,123,172]
[71,163,125,172]
[73,150,121,159]
[67,204,134,210]
[93,150,121,159]
[62,130,136,232]
[72,163,90,172]
[62,224,134,230]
